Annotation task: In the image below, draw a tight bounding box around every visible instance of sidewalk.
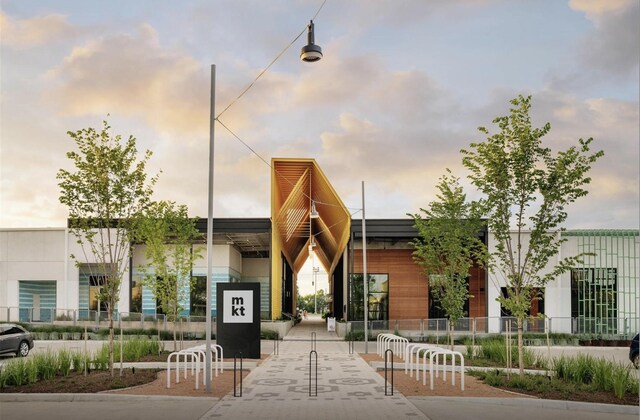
[1,317,638,420]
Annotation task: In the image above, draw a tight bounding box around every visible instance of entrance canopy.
[271,158,351,318]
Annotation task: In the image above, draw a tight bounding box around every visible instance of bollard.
[310,331,317,352]
[234,352,243,397]
[384,349,393,396]
[309,350,317,397]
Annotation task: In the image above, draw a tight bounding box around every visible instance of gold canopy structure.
[271,158,351,319]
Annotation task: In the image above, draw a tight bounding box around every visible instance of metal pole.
[313,267,319,314]
[362,181,368,353]
[205,64,216,393]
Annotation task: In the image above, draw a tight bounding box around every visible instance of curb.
[0,393,219,402]
[406,396,639,415]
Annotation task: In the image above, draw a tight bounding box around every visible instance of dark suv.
[630,334,639,369]
[0,324,34,357]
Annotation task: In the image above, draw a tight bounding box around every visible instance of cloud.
[44,24,210,138]
[560,0,640,84]
[569,0,633,19]
[0,12,78,48]
[472,90,639,228]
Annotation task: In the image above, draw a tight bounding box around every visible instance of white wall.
[192,244,239,273]
[0,229,66,308]
[243,258,269,277]
[66,228,131,313]
[487,230,561,332]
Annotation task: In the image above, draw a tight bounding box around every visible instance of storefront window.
[349,274,389,321]
[190,275,207,317]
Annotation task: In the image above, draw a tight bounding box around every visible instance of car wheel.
[633,354,639,369]
[17,341,30,357]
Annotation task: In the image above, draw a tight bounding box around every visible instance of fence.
[2,306,636,339]
[347,316,637,339]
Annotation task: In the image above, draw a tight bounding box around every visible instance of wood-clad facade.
[346,219,487,321]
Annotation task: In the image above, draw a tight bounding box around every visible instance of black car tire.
[18,341,30,357]
[633,354,639,369]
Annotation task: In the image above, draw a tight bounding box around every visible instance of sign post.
[216,283,261,359]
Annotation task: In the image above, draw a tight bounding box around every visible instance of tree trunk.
[108,308,114,376]
[517,317,524,377]
[173,319,177,352]
[449,320,454,351]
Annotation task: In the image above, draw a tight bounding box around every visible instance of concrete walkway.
[1,316,638,420]
[202,316,427,419]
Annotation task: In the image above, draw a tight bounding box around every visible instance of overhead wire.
[213,0,363,218]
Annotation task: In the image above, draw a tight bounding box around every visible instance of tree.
[461,95,603,376]
[57,120,157,376]
[136,200,203,351]
[409,169,488,349]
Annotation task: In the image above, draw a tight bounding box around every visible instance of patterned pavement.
[201,319,429,419]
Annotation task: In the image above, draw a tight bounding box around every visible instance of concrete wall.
[0,229,66,308]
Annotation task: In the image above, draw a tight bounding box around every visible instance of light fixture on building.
[310,201,319,219]
[300,20,323,62]
[308,236,316,254]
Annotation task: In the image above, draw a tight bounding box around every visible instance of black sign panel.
[216,282,261,359]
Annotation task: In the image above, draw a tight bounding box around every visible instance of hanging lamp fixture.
[300,20,323,62]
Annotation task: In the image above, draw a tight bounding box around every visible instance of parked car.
[0,324,34,357]
[630,333,639,369]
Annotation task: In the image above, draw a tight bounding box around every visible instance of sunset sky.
[1,0,638,230]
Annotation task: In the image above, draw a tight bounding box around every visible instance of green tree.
[57,120,157,376]
[409,169,488,349]
[461,95,603,376]
[136,200,203,351]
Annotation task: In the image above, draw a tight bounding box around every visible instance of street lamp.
[362,181,368,353]
[205,21,324,393]
[313,267,320,314]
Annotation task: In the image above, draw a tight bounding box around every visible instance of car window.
[0,326,23,336]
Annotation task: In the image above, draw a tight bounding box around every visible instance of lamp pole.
[362,181,368,353]
[313,267,319,313]
[203,20,322,393]
[205,64,216,393]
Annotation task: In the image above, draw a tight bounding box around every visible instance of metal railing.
[1,306,636,339]
[346,316,638,340]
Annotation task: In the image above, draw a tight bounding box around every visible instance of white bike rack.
[166,344,224,389]
[376,333,408,357]
[421,348,465,391]
[404,343,436,377]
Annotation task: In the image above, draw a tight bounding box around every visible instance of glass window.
[89,275,107,312]
[571,268,617,334]
[130,277,143,314]
[349,274,388,321]
[499,287,545,317]
[190,275,207,317]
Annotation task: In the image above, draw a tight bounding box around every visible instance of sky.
[1,0,639,232]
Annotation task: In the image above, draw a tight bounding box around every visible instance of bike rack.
[309,350,317,397]
[273,337,279,355]
[422,348,465,391]
[348,336,354,354]
[384,349,394,396]
[234,352,243,397]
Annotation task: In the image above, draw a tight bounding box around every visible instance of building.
[1,158,638,336]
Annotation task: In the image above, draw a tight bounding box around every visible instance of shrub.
[71,350,87,372]
[5,359,27,386]
[25,358,39,384]
[483,371,504,387]
[261,330,279,340]
[39,351,59,380]
[0,366,8,388]
[58,348,72,376]
[94,346,110,371]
